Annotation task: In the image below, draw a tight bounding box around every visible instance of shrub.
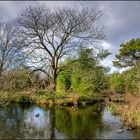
[109,72,125,93]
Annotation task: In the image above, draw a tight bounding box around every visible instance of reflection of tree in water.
[50,106,56,139]
[0,104,50,139]
[0,104,64,139]
[22,106,50,139]
[0,103,105,139]
[55,104,105,139]
[0,103,136,139]
[0,104,27,139]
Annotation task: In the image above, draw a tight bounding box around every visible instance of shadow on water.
[0,103,140,139]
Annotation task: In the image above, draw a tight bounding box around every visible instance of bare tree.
[17,4,105,92]
[0,18,21,76]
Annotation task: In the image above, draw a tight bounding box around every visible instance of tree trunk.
[51,64,57,93]
[51,57,58,93]
[52,78,57,93]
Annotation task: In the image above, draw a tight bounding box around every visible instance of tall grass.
[109,72,125,93]
[108,93,140,128]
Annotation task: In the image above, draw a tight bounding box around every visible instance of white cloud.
[101,41,112,50]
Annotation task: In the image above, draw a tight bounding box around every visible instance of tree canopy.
[57,48,110,93]
[113,38,140,68]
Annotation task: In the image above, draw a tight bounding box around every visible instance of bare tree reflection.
[50,104,56,139]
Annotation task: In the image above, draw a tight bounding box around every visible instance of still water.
[0,103,140,139]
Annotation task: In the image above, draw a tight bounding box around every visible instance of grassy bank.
[2,90,140,129]
[108,93,140,129]
[0,90,105,107]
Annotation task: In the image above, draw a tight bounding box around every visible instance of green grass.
[0,90,104,107]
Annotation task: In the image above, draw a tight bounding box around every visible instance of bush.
[0,68,47,92]
[57,60,108,94]
[123,68,138,95]
[109,72,125,93]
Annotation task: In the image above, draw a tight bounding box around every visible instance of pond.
[0,103,140,139]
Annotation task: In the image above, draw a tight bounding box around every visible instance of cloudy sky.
[0,1,140,73]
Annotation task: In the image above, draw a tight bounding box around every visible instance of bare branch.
[17,3,105,91]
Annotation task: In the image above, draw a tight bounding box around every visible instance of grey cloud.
[86,1,140,72]
[0,1,140,73]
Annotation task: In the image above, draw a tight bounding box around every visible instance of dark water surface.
[0,103,140,139]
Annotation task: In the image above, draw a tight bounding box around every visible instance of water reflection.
[0,103,139,139]
[55,104,105,139]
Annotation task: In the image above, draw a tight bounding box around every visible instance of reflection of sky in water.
[102,107,121,125]
[6,118,15,128]
[99,107,134,139]
[0,111,7,119]
[0,105,139,139]
[23,106,50,130]
[21,106,66,139]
